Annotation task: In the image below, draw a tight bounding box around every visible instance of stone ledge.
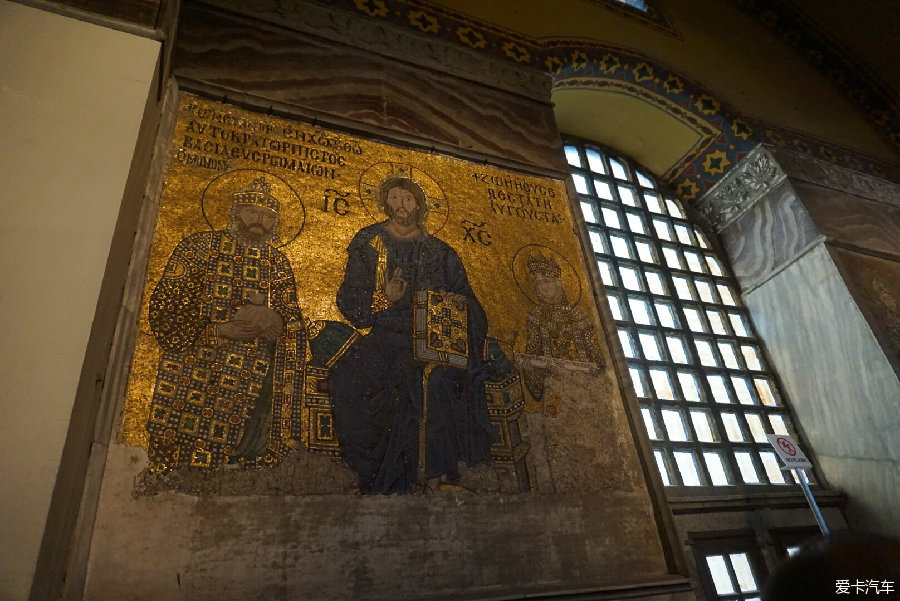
[697,144,900,233]
[668,489,845,514]
[770,147,900,210]
[694,144,786,233]
[197,0,552,102]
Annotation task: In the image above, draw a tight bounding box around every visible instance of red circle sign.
[777,437,797,457]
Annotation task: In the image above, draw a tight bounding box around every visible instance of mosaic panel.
[124,93,638,497]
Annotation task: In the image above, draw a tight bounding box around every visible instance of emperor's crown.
[232,177,280,212]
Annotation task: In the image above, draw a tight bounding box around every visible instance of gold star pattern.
[632,62,654,82]
[502,41,531,64]
[677,179,700,200]
[544,56,563,75]
[597,52,619,74]
[572,50,590,72]
[408,10,439,34]
[662,75,684,94]
[702,150,731,176]
[694,94,721,115]
[730,119,753,140]
[353,0,388,18]
[456,26,487,49]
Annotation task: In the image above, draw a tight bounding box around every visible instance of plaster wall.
[744,243,900,538]
[0,3,159,598]
[86,448,668,600]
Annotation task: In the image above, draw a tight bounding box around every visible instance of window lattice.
[691,534,768,601]
[564,140,801,490]
[613,0,647,10]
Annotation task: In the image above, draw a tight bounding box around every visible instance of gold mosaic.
[123,94,611,493]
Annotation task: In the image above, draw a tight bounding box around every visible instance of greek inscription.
[282,126,363,155]
[172,149,228,172]
[488,200,563,224]
[323,188,352,215]
[180,135,336,180]
[183,102,277,135]
[470,171,563,225]
[461,220,492,246]
[471,171,556,198]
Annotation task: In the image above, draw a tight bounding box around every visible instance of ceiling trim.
[307,0,900,178]
[730,0,900,155]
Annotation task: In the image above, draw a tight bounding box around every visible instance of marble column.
[695,144,900,537]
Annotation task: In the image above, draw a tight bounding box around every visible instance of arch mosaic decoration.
[313,0,900,196]
[552,50,757,200]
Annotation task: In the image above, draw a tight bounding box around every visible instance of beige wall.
[0,3,159,598]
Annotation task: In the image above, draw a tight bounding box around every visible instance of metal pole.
[795,468,829,535]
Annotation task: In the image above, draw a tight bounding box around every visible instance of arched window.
[612,0,647,9]
[564,138,803,490]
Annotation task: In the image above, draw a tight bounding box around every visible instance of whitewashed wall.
[0,3,159,597]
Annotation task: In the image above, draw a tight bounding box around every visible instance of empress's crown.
[232,177,279,212]
[527,251,561,278]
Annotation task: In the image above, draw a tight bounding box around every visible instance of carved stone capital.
[695,144,786,232]
[768,148,900,210]
[199,0,552,101]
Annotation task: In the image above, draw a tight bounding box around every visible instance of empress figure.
[521,251,605,408]
[329,177,493,494]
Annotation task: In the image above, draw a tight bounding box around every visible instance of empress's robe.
[145,231,304,473]
[329,222,493,494]
[523,301,604,403]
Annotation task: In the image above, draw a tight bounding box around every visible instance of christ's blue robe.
[329,221,493,494]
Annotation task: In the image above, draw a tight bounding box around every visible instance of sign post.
[766,434,829,534]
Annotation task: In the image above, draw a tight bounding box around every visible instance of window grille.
[613,0,647,10]
[564,139,803,491]
[691,533,767,601]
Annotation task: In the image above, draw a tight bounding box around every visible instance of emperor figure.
[145,177,305,473]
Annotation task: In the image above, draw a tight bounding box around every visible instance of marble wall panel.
[795,180,900,259]
[719,180,821,291]
[202,0,552,102]
[744,244,900,537]
[172,5,566,172]
[828,245,900,378]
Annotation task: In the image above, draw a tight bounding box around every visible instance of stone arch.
[547,44,757,201]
